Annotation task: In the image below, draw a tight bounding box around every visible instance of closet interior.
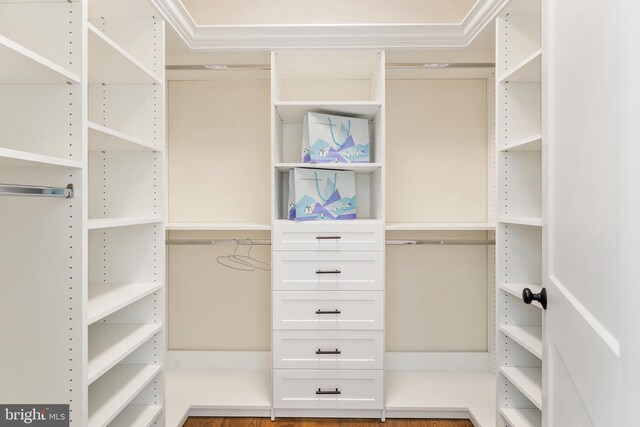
[165,46,498,425]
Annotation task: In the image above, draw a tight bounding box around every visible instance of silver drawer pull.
[316,236,342,240]
[316,349,341,355]
[316,309,341,315]
[316,270,341,274]
[316,388,341,395]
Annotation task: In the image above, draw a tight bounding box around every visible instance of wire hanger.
[217,240,255,272]
[230,239,271,271]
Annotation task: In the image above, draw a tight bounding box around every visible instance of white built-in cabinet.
[0,0,166,425]
[496,0,544,426]
[271,50,386,418]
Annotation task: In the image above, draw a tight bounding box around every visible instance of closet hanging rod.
[165,63,495,71]
[165,239,495,246]
[0,183,74,199]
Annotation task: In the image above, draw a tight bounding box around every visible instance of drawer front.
[273,251,384,291]
[273,369,383,410]
[273,291,384,331]
[273,221,383,251]
[273,331,383,370]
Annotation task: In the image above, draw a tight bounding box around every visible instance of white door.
[544,0,639,426]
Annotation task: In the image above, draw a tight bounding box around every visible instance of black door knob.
[522,287,547,310]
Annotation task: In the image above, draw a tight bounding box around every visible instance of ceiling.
[159,0,501,59]
[181,0,476,26]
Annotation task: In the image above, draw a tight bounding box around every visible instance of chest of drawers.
[272,220,385,413]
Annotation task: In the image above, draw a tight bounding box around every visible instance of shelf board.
[275,162,382,173]
[109,404,162,427]
[88,283,161,325]
[500,134,542,152]
[166,369,271,426]
[274,218,383,226]
[499,283,544,309]
[88,323,162,385]
[500,325,543,359]
[87,217,162,230]
[88,122,159,152]
[385,371,496,427]
[386,222,496,231]
[89,364,161,427]
[500,407,542,427]
[165,222,271,231]
[88,23,161,85]
[499,217,542,227]
[0,147,82,169]
[499,49,542,83]
[0,34,81,84]
[499,367,542,410]
[274,101,382,123]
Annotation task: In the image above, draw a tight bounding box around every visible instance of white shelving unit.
[86,0,165,425]
[496,0,544,425]
[0,1,84,424]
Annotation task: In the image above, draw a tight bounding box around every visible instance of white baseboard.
[274,409,384,419]
[385,352,490,371]
[166,350,271,370]
[167,350,490,372]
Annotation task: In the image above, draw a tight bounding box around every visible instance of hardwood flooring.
[183,418,474,427]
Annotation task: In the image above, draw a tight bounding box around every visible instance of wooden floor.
[184,418,474,427]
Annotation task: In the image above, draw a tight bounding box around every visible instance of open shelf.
[499,50,541,84]
[88,283,161,325]
[165,369,271,426]
[275,101,381,123]
[499,217,542,227]
[386,222,496,231]
[165,222,271,231]
[499,367,542,410]
[109,404,162,427]
[275,162,382,173]
[0,147,82,169]
[499,283,542,303]
[89,364,162,427]
[385,371,496,427]
[500,134,542,152]
[0,34,81,84]
[500,326,542,359]
[500,407,541,427]
[88,122,158,152]
[87,217,162,230]
[88,323,162,384]
[88,23,160,85]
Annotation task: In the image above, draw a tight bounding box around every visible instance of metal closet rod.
[166,238,495,246]
[165,63,495,71]
[0,183,74,199]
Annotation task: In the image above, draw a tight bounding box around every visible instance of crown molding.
[152,0,510,50]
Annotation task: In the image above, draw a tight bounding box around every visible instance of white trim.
[385,352,490,372]
[548,275,621,356]
[274,409,384,419]
[166,350,271,370]
[155,0,508,50]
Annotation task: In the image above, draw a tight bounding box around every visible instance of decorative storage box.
[302,112,370,163]
[289,168,356,221]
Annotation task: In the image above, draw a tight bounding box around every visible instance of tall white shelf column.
[0,0,84,424]
[85,0,166,425]
[496,0,544,426]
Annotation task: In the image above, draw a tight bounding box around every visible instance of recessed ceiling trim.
[151,0,509,50]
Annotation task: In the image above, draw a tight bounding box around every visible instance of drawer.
[273,221,383,251]
[273,330,383,370]
[273,369,383,410]
[273,251,384,291]
[273,291,384,331]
